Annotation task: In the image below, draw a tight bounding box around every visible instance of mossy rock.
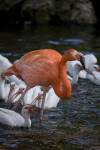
[0,0,22,10]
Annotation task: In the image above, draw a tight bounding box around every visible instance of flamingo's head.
[67,49,96,78]
[65,49,85,68]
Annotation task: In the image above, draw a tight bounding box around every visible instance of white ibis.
[43,87,60,109]
[0,78,15,102]
[67,62,94,84]
[0,104,41,127]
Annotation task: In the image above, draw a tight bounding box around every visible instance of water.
[0,23,100,150]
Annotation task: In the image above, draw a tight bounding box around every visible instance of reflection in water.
[0,23,100,149]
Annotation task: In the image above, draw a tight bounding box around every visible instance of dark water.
[0,23,100,150]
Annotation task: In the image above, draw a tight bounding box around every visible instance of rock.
[71,0,96,24]
[0,0,22,10]
[22,0,55,24]
[0,0,97,24]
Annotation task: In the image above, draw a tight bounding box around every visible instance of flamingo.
[0,54,23,85]
[1,49,85,119]
[0,104,42,127]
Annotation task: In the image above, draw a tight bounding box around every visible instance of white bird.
[5,85,42,108]
[68,63,83,84]
[86,64,100,85]
[0,105,37,127]
[67,54,98,79]
[88,64,100,72]
[12,86,59,109]
[9,83,26,103]
[67,62,93,84]
[86,71,100,85]
[0,54,23,85]
[27,87,60,109]
[43,87,60,109]
[67,60,88,79]
[84,54,97,68]
[78,54,97,78]
[31,86,43,107]
[0,78,15,102]
[22,86,42,106]
[0,54,12,74]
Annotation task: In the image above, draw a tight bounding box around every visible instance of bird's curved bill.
[7,88,25,105]
[7,84,15,105]
[94,66,100,72]
[80,56,96,79]
[84,68,96,79]
[28,106,46,120]
[30,93,43,105]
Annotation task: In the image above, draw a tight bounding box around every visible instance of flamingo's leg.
[40,87,49,120]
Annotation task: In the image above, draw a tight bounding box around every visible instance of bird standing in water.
[1,49,84,119]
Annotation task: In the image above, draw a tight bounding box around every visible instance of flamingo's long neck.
[52,54,71,99]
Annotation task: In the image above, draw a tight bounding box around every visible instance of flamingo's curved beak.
[80,56,85,68]
[84,68,96,79]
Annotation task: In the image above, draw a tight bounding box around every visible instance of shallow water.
[0,23,100,150]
